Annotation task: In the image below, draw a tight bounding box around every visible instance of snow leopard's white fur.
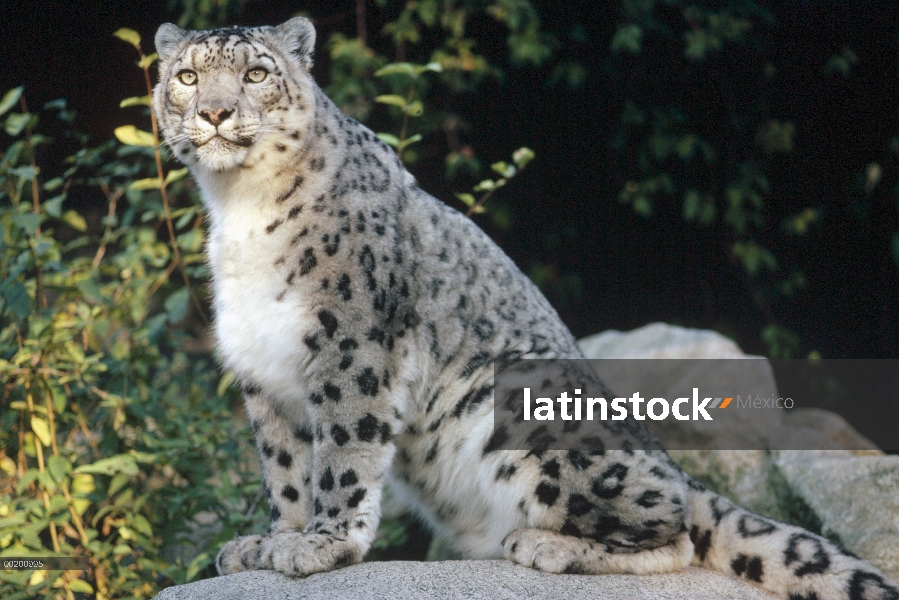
[153,17,898,600]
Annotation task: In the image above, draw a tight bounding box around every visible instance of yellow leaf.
[217,371,236,397]
[164,168,189,184]
[454,193,476,207]
[137,53,158,69]
[0,86,24,117]
[113,28,141,48]
[31,416,52,447]
[120,95,152,108]
[114,125,155,147]
[68,580,94,594]
[0,456,15,475]
[73,498,90,516]
[375,94,407,108]
[29,571,46,586]
[62,210,87,232]
[129,178,162,191]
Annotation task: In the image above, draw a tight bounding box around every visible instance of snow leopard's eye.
[177,70,198,86]
[245,68,268,83]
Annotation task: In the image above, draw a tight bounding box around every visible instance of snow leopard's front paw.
[502,528,579,573]
[216,534,270,575]
[258,532,363,577]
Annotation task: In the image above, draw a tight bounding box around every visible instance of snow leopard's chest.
[205,192,317,405]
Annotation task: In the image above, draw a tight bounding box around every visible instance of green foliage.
[0,30,264,599]
[609,0,826,355]
[323,0,554,190]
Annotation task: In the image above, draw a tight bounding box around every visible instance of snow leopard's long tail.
[686,483,899,600]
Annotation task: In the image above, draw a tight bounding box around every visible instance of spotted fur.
[153,18,898,599]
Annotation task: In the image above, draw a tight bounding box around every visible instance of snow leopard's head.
[153,17,317,173]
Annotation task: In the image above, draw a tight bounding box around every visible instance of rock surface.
[774,451,899,581]
[154,560,779,600]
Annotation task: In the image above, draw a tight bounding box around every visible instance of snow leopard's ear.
[155,23,189,64]
[275,16,316,72]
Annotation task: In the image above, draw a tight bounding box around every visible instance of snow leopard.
[152,17,898,600]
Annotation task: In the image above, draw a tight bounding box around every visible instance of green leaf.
[30,417,52,447]
[0,513,27,531]
[131,514,152,537]
[397,134,422,152]
[376,133,399,147]
[43,195,64,218]
[175,207,197,229]
[47,456,71,483]
[17,469,40,494]
[2,283,30,319]
[491,161,516,178]
[185,553,210,582]
[164,288,190,323]
[403,101,423,116]
[164,167,189,184]
[12,213,41,235]
[611,24,642,54]
[137,53,158,69]
[374,94,408,108]
[421,62,443,73]
[108,473,129,496]
[512,147,536,169]
[455,193,476,207]
[73,454,139,477]
[129,177,162,190]
[0,86,24,117]
[61,210,87,232]
[113,28,141,48]
[473,179,496,192]
[9,165,39,180]
[42,177,64,192]
[176,228,203,252]
[119,95,152,108]
[4,113,32,136]
[114,125,155,147]
[68,580,93,594]
[374,63,418,78]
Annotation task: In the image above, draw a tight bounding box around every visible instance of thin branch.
[21,95,47,309]
[356,0,367,45]
[466,188,496,218]
[91,186,124,269]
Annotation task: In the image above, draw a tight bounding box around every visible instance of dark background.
[2,2,898,432]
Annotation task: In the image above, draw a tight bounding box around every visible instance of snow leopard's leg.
[217,388,314,575]
[502,527,694,574]
[498,449,695,575]
[251,312,398,577]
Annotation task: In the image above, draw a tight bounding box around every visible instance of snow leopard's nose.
[198,108,234,127]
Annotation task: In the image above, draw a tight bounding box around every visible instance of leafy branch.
[457,147,535,217]
[112,28,207,325]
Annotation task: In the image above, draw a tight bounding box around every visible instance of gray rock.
[774,451,899,581]
[578,322,747,359]
[154,560,779,600]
